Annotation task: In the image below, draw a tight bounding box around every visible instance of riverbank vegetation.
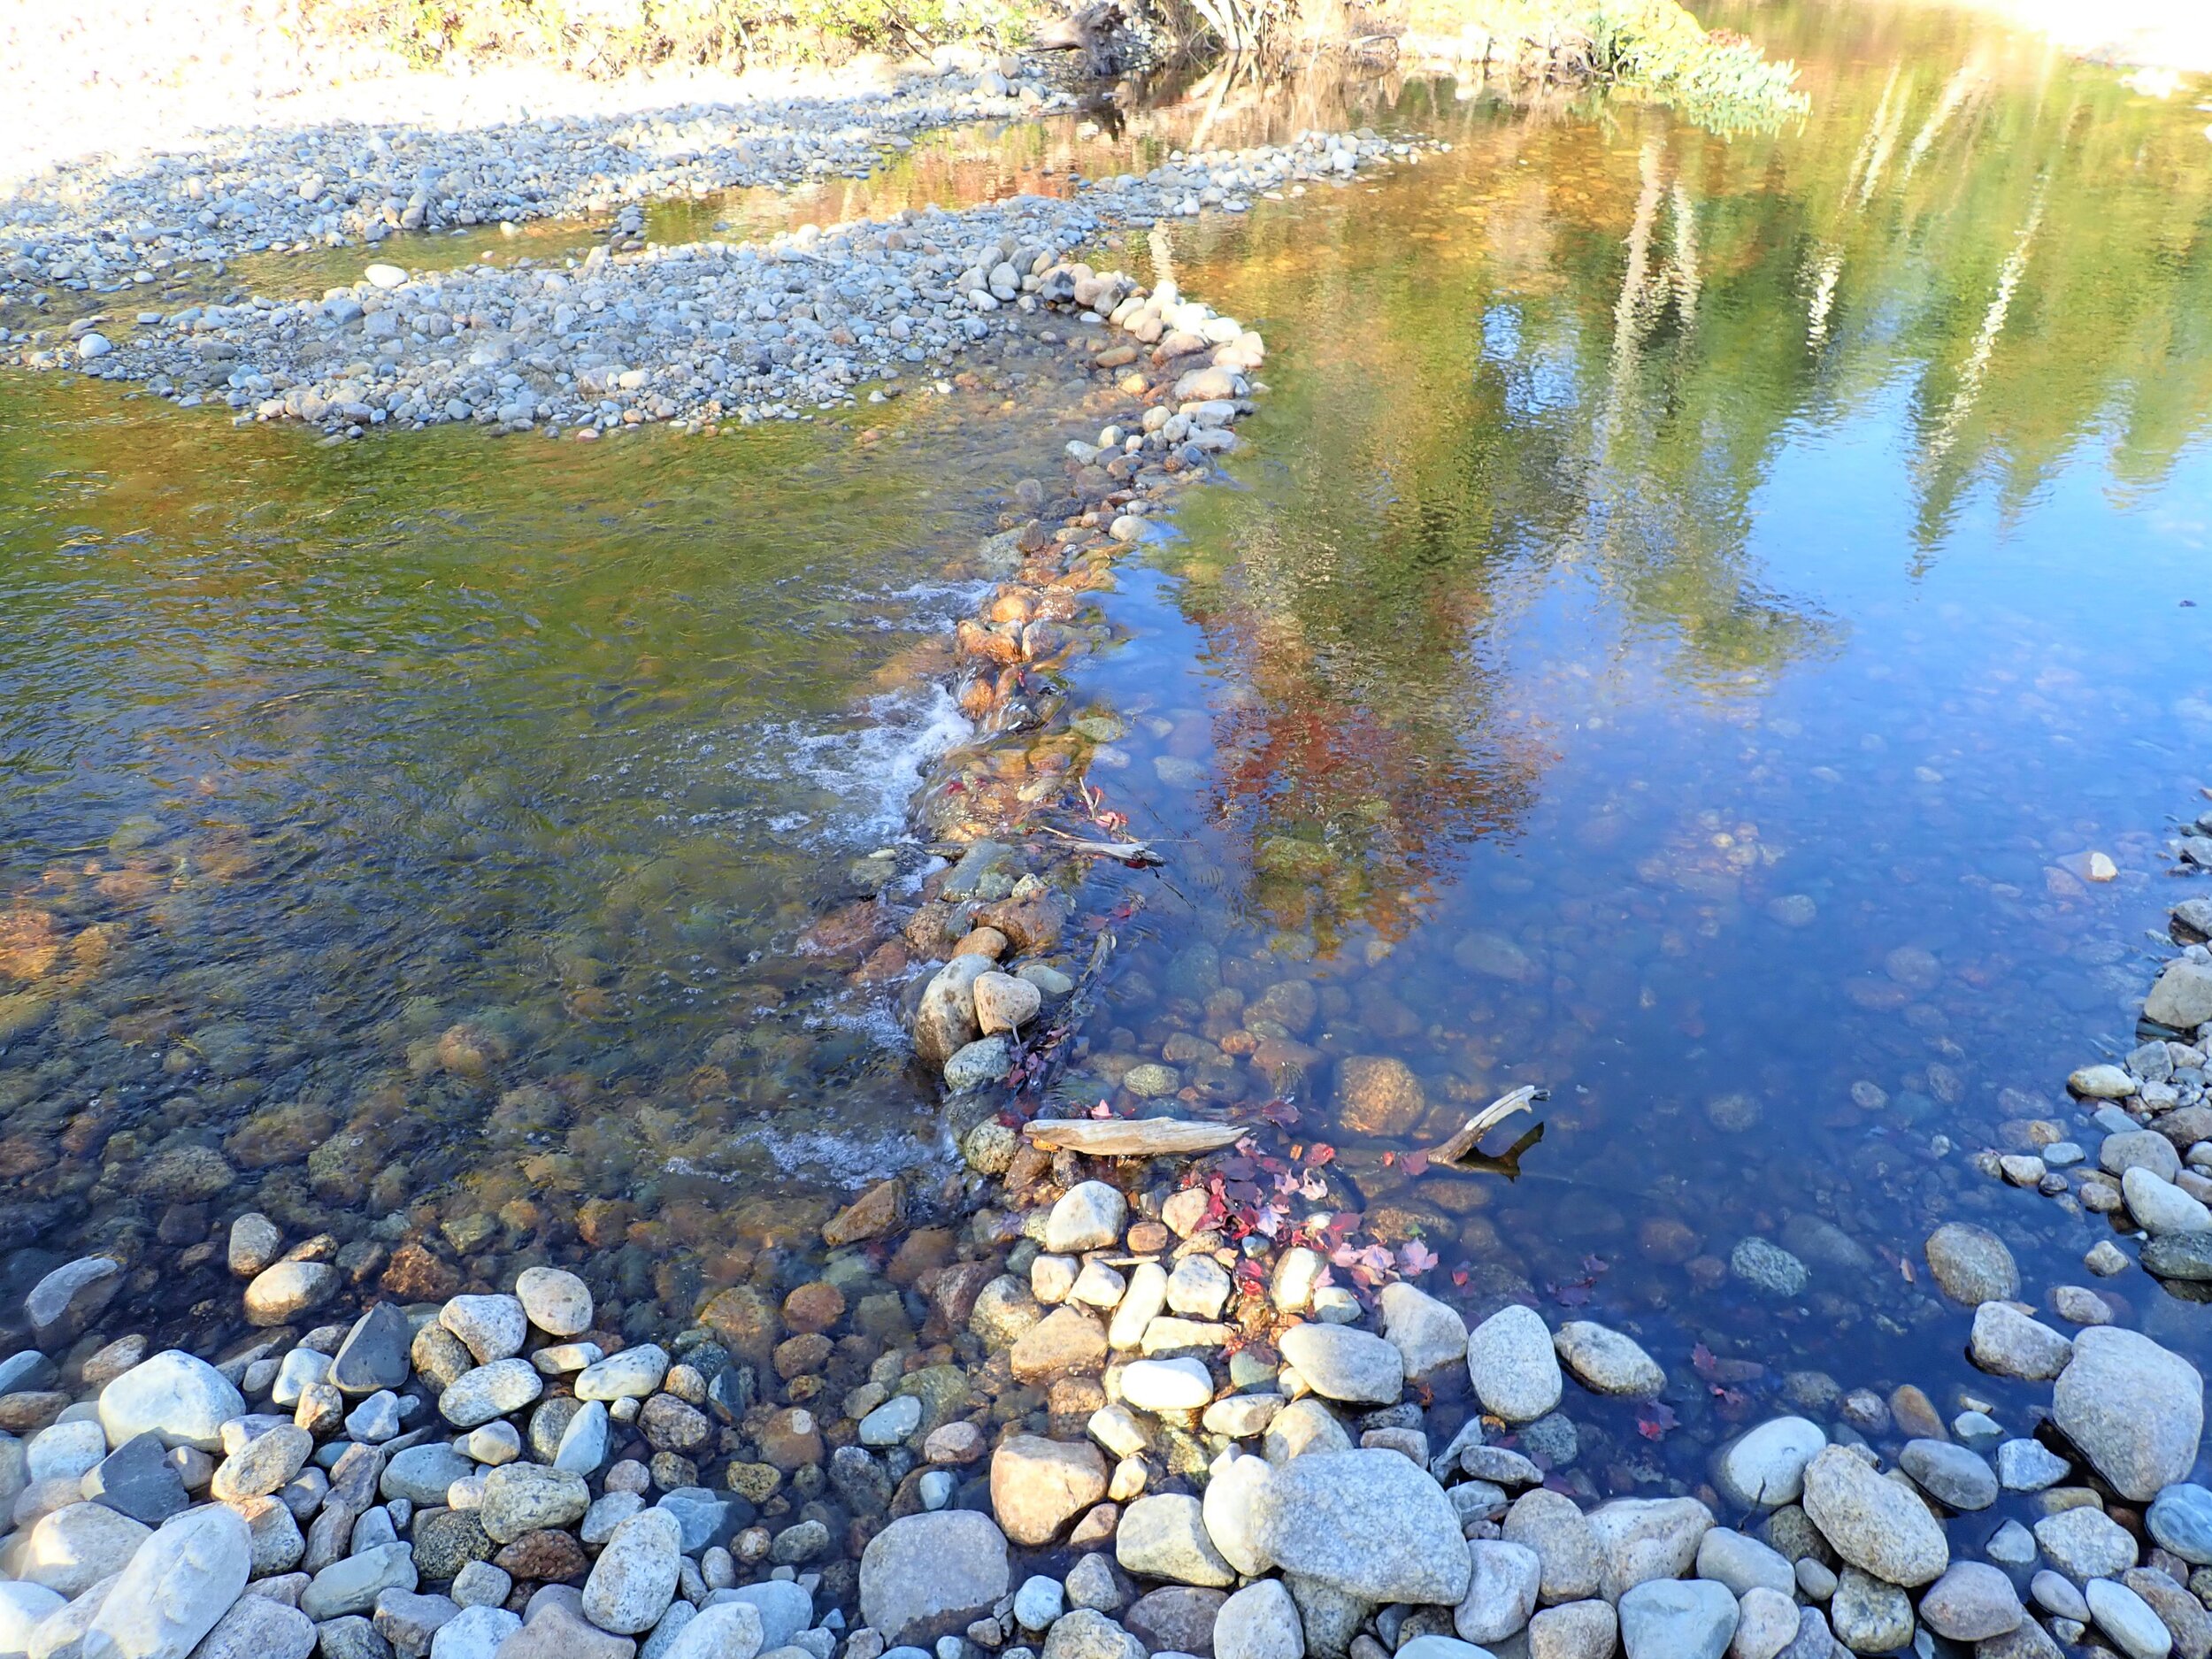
[306,0,1806,124]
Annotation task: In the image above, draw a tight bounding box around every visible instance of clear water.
[4,0,2212,1481]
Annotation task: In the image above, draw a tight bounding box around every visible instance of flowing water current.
[4,0,2212,1475]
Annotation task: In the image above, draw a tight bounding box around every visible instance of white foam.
[759,682,973,848]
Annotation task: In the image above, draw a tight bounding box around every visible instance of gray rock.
[1465,1309,1561,1425]
[83,1432,189,1525]
[2085,1578,2170,1659]
[1455,1541,1540,1644]
[211,1426,312,1503]
[1525,1601,1614,1659]
[658,1606,760,1659]
[555,1402,609,1476]
[1775,1609,1835,1659]
[2141,1232,2212,1281]
[427,1609,518,1659]
[1044,1185,1125,1255]
[2032,1506,2137,1581]
[1694,1529,1793,1597]
[1250,1449,1469,1604]
[2104,1130,2183,1182]
[1210,1581,1299,1659]
[2149,1485,2212,1564]
[1013,1578,1064,1633]
[581,1509,682,1636]
[1378,1285,1468,1382]
[26,1259,123,1347]
[1899,1440,1998,1510]
[1502,1489,1602,1605]
[574,1349,668,1404]
[1586,1497,1714,1601]
[1038,1611,1141,1659]
[1552,1324,1664,1399]
[2032,1571,2089,1621]
[330,1307,414,1397]
[2147,958,2212,1029]
[302,1545,418,1621]
[1617,1579,1736,1659]
[1731,1588,1797,1659]
[1828,1569,1913,1654]
[1200,1450,1271,1579]
[373,1591,459,1659]
[495,1602,636,1659]
[382,1447,475,1509]
[97,1354,245,1453]
[81,1505,252,1659]
[1801,1445,1948,1586]
[2052,1328,2205,1500]
[437,1363,542,1431]
[1918,1563,2023,1640]
[23,1506,151,1597]
[480,1466,589,1546]
[2125,1169,2212,1234]
[1461,1448,1544,1488]
[704,1586,806,1652]
[312,1616,391,1659]
[1278,1325,1402,1406]
[1716,1419,1825,1509]
[1924,1224,2019,1304]
[654,1490,738,1555]
[1996,1440,2070,1492]
[1115,1494,1233,1588]
[2123,1568,2209,1659]
[1729,1240,1809,1298]
[857,1512,1010,1647]
[191,1590,315,1659]
[1394,1641,1489,1659]
[1970,1304,2072,1382]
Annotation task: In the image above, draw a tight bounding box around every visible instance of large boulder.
[81,1505,251,1659]
[97,1354,243,1452]
[1249,1449,1470,1605]
[858,1512,1010,1646]
[2052,1327,2204,1501]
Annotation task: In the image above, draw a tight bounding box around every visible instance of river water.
[4,0,2211,1454]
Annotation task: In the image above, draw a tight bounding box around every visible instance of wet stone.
[1924,1224,2019,1304]
[2032,1505,2137,1580]
[1898,1440,1998,1510]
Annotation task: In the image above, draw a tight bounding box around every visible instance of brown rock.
[1889,1384,1945,1440]
[991,1434,1110,1545]
[825,1179,905,1247]
[782,1282,847,1336]
[700,1286,780,1369]
[932,1261,998,1331]
[926,1422,987,1464]
[1125,1588,1226,1656]
[1010,1306,1108,1382]
[887,1229,957,1287]
[1126,1222,1171,1255]
[380,1241,461,1301]
[1069,1502,1120,1549]
[775,1333,833,1379]
[1638,1217,1699,1264]
[759,1407,825,1470]
[494,1527,590,1582]
[1336,1056,1426,1137]
[977,889,1068,954]
[640,1394,711,1453]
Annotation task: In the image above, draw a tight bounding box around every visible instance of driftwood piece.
[1023,1118,1244,1157]
[1425,1086,1544,1164]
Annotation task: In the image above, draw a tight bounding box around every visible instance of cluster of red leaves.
[1636,1402,1680,1440]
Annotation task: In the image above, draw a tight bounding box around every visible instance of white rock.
[1714,1418,1825,1509]
[1466,1307,1561,1424]
[81,1505,251,1659]
[98,1354,244,1452]
[514,1268,593,1337]
[1045,1183,1125,1254]
[1120,1358,1215,1414]
[441,1296,528,1363]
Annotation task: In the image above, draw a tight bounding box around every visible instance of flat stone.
[480,1466,589,1545]
[1552,1323,1665,1398]
[1278,1324,1402,1405]
[1045,1184,1126,1254]
[81,1505,251,1659]
[580,1509,681,1635]
[302,1543,418,1620]
[1210,1580,1299,1659]
[22,1504,151,1596]
[574,1348,668,1403]
[1249,1448,1470,1604]
[1010,1308,1107,1383]
[27,1258,123,1346]
[1586,1498,1714,1601]
[1617,1578,1736,1659]
[1970,1302,2073,1381]
[1455,1540,1540,1644]
[1801,1445,1947,1586]
[1829,1568,1913,1654]
[2033,1505,2137,1580]
[2053,1328,2205,1500]
[2150,1485,2212,1564]
[1899,1440,1998,1510]
[1918,1562,2024,1640]
[82,1432,189,1525]
[857,1512,1009,1647]
[514,1270,593,1339]
[2085,1577,2172,1659]
[98,1353,244,1452]
[383,1445,476,1508]
[439,1362,543,1430]
[990,1436,1107,1547]
[1924,1224,2019,1304]
[331,1306,415,1396]
[1526,1601,1615,1659]
[1694,1528,1793,1597]
[1502,1488,1602,1604]
[1715,1418,1825,1509]
[1465,1307,1561,1425]
[1997,1440,2070,1492]
[1377,1285,1467,1382]
[1116,1493,1234,1588]
[1122,1358,1214,1414]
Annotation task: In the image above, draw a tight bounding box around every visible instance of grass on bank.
[308,0,1807,124]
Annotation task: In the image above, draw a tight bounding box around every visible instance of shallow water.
[4,0,2212,1465]
[1029,0,2212,1468]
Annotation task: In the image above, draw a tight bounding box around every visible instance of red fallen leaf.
[1088,1099,1114,1118]
[1402,1149,1431,1177]
[1380,1151,1395,1167]
[1581,1255,1610,1277]
[1636,1402,1678,1440]
[1258,1098,1301,1126]
[1306,1142,1336,1167]
[1451,1268,1470,1286]
[946,780,967,793]
[1225,1179,1263,1204]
